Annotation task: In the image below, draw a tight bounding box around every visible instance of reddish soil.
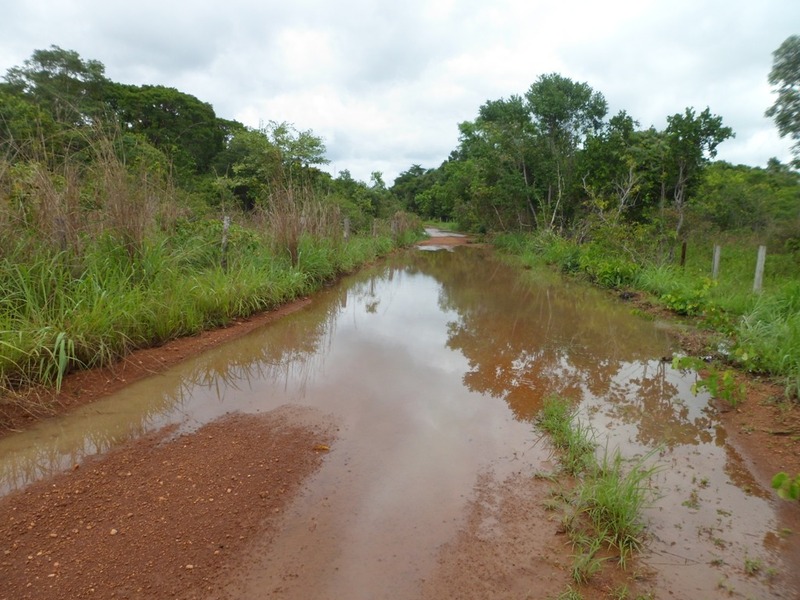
[0,238,798,599]
[0,406,335,600]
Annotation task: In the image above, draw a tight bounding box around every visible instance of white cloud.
[1,0,797,182]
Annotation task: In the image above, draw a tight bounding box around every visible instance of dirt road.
[1,233,799,599]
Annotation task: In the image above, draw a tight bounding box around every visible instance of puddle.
[0,246,797,598]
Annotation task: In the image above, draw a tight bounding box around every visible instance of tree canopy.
[766,35,800,167]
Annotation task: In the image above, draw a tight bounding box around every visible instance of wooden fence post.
[221,215,231,272]
[679,241,687,267]
[343,217,350,242]
[712,244,721,280]
[753,245,767,292]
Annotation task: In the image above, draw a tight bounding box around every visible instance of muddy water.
[1,246,798,598]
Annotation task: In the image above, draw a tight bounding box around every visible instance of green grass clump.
[736,281,800,397]
[537,396,596,475]
[536,396,660,583]
[0,226,405,396]
[576,448,661,566]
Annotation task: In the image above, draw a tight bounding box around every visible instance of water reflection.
[0,246,797,598]
[0,249,710,493]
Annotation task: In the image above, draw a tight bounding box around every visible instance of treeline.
[390,73,800,258]
[0,45,404,230]
[0,46,419,398]
[388,72,800,398]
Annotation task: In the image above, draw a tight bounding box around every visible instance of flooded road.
[1,245,798,598]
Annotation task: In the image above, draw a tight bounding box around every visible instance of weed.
[610,585,629,600]
[536,396,596,475]
[682,490,700,510]
[765,567,778,579]
[744,555,762,576]
[717,578,735,595]
[536,397,661,582]
[772,472,800,501]
[570,536,606,584]
[672,355,747,407]
[554,586,583,600]
[576,448,661,566]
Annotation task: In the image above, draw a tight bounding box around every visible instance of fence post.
[343,217,350,242]
[221,215,231,272]
[753,245,767,292]
[679,241,687,267]
[712,244,721,280]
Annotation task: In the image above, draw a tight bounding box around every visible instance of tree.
[3,45,110,126]
[108,83,224,175]
[261,121,328,170]
[579,111,643,225]
[0,89,58,157]
[525,74,608,228]
[662,107,733,238]
[526,74,607,151]
[766,35,800,167]
[391,164,439,214]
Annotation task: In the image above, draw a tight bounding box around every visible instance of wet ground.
[1,231,799,599]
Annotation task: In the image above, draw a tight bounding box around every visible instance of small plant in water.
[682,490,701,510]
[771,472,800,501]
[536,395,596,475]
[672,355,747,407]
[744,555,762,576]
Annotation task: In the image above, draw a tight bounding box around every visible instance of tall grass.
[0,132,422,401]
[737,281,800,397]
[537,396,660,576]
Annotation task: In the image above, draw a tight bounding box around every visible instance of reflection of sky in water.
[0,248,797,598]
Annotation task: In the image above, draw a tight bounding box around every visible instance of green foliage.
[109,83,224,176]
[766,35,800,167]
[671,355,747,407]
[736,280,800,397]
[771,472,800,501]
[3,44,110,127]
[578,245,639,288]
[693,161,800,233]
[659,277,716,316]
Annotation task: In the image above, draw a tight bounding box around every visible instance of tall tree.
[766,35,800,167]
[579,111,643,225]
[108,83,224,175]
[3,45,110,126]
[525,74,608,228]
[662,107,733,238]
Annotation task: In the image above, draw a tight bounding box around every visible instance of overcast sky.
[1,0,797,183]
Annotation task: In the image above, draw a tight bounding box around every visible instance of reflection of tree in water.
[405,249,715,446]
[596,360,718,448]
[157,264,403,419]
